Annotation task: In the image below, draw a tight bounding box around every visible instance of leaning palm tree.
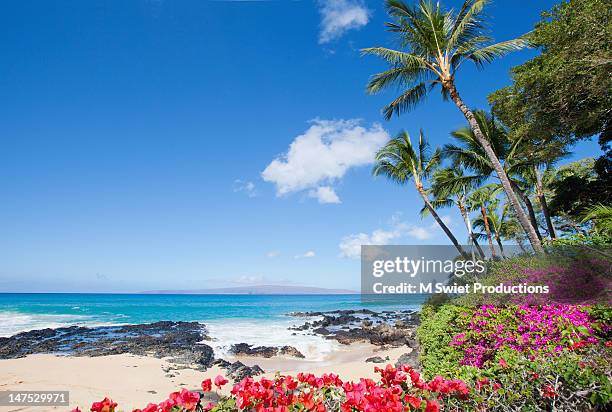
[468,184,502,258]
[444,111,543,241]
[362,0,543,252]
[373,130,468,258]
[425,167,486,258]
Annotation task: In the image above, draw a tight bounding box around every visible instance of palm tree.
[511,141,570,240]
[362,0,543,252]
[373,130,468,258]
[474,201,516,257]
[467,184,501,258]
[425,167,486,258]
[443,111,543,241]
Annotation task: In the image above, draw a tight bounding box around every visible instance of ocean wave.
[205,318,338,361]
[0,311,117,337]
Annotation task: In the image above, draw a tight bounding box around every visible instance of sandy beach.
[0,344,410,412]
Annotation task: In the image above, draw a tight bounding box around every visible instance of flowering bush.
[417,304,612,410]
[73,366,474,412]
[450,304,602,367]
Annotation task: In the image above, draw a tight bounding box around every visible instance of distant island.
[140,285,358,295]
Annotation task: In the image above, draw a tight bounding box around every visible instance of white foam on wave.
[205,318,339,362]
[0,311,110,337]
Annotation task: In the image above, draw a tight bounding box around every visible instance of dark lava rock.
[395,350,419,370]
[230,343,304,358]
[288,309,419,347]
[219,360,264,381]
[0,321,214,370]
[279,346,305,358]
[365,356,386,363]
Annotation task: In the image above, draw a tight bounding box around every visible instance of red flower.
[215,375,229,389]
[492,382,502,391]
[542,384,558,399]
[404,395,422,409]
[530,373,540,381]
[425,399,440,412]
[204,402,215,411]
[498,358,508,369]
[201,378,212,392]
[158,397,177,412]
[605,341,612,348]
[475,378,490,391]
[142,404,159,412]
[90,397,117,412]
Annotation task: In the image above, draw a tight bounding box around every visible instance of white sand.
[0,344,411,411]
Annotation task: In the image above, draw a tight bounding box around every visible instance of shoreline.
[0,309,419,411]
[0,345,412,411]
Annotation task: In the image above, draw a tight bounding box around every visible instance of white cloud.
[318,0,369,44]
[339,215,455,258]
[295,250,316,259]
[233,179,257,197]
[339,229,401,259]
[309,186,341,204]
[266,250,280,258]
[261,119,389,203]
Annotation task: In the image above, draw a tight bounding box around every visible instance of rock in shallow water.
[0,321,215,370]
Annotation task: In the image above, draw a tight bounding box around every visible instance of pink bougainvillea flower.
[177,388,199,410]
[201,378,212,392]
[204,402,215,411]
[425,399,441,412]
[215,374,229,388]
[404,395,422,409]
[139,403,159,412]
[93,398,115,412]
[90,397,117,412]
[158,397,177,412]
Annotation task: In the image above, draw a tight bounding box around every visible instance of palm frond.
[446,0,488,53]
[382,82,428,120]
[467,38,529,68]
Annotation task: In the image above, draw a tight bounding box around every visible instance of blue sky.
[0,0,601,292]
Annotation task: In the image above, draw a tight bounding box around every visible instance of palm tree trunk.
[417,186,469,259]
[458,203,485,259]
[446,81,544,253]
[534,166,557,239]
[480,205,496,259]
[496,236,505,258]
[509,180,542,241]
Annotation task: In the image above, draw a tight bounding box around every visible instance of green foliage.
[416,305,472,379]
[489,0,612,144]
[547,158,612,222]
[582,204,612,238]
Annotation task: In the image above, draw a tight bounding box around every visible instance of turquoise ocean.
[0,293,425,359]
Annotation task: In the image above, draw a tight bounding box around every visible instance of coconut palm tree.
[373,130,468,258]
[474,201,517,257]
[443,111,543,241]
[467,184,502,258]
[510,140,570,240]
[362,0,543,252]
[424,167,486,258]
